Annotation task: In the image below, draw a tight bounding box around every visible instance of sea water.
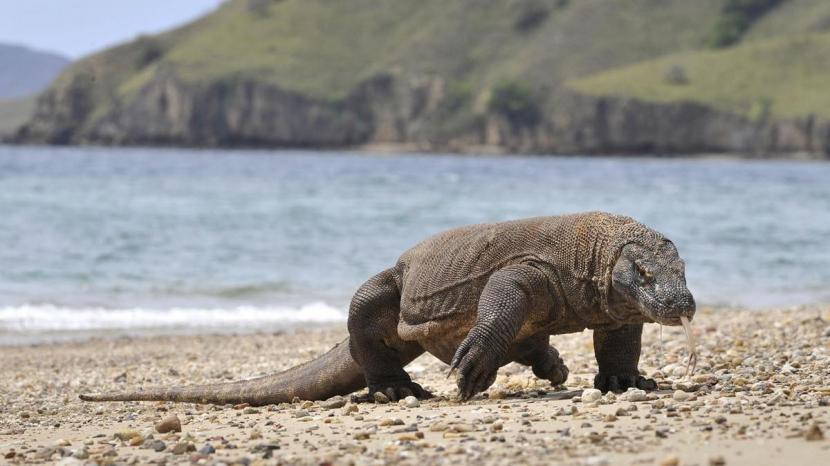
[1,145,828,344]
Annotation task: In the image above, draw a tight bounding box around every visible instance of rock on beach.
[155,414,182,433]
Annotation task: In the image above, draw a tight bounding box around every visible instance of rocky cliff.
[533,93,829,156]
[15,68,448,148]
[20,66,827,157]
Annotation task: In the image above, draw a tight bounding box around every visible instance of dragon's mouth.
[637,291,689,326]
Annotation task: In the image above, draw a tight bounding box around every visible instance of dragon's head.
[609,240,695,326]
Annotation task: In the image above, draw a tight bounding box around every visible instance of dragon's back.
[397,213,624,325]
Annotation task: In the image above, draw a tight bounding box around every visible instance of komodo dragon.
[81,212,695,405]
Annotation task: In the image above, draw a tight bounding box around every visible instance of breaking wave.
[0,302,346,345]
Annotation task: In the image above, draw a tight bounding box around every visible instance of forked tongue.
[658,324,664,368]
[679,316,697,378]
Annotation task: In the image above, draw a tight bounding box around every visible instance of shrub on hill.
[488,80,541,128]
[707,0,786,48]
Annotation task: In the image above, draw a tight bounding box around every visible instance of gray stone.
[581,389,602,403]
[320,395,348,410]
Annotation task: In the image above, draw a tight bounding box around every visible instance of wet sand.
[1,307,829,465]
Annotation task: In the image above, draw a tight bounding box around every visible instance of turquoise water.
[1,145,829,343]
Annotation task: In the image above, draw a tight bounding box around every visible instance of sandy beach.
[2,306,829,465]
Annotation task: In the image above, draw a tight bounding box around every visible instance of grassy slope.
[570,0,830,120]
[113,0,723,102]
[0,96,36,136]
[745,0,830,40]
[568,32,830,119]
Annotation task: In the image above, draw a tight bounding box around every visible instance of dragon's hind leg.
[347,268,430,401]
[510,332,569,387]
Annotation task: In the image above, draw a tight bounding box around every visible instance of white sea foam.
[0,302,346,345]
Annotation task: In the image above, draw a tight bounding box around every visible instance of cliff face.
[14,65,829,157]
[16,68,449,148]
[534,94,830,156]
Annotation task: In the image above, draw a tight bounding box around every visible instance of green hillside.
[744,0,830,40]
[59,0,725,106]
[569,0,830,120]
[569,32,830,120]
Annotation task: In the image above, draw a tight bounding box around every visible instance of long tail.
[79,337,365,406]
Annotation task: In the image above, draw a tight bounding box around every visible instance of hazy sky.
[0,0,224,59]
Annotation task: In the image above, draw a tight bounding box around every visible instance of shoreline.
[0,321,345,348]
[2,307,829,465]
[2,141,829,161]
[2,305,827,349]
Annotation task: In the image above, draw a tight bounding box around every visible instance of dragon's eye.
[634,260,653,284]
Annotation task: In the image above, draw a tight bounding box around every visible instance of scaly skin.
[81,212,695,404]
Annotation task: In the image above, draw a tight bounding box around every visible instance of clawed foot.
[353,380,433,403]
[532,348,570,386]
[594,373,657,393]
[450,336,500,400]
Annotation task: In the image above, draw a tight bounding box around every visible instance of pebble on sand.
[380,417,405,426]
[620,388,648,402]
[148,440,167,452]
[660,455,680,466]
[488,389,507,400]
[321,395,348,409]
[805,423,824,441]
[198,444,216,455]
[341,403,359,415]
[709,455,726,466]
[114,429,142,442]
[155,414,182,433]
[582,389,602,403]
[172,442,196,455]
[672,390,693,402]
[353,431,371,440]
